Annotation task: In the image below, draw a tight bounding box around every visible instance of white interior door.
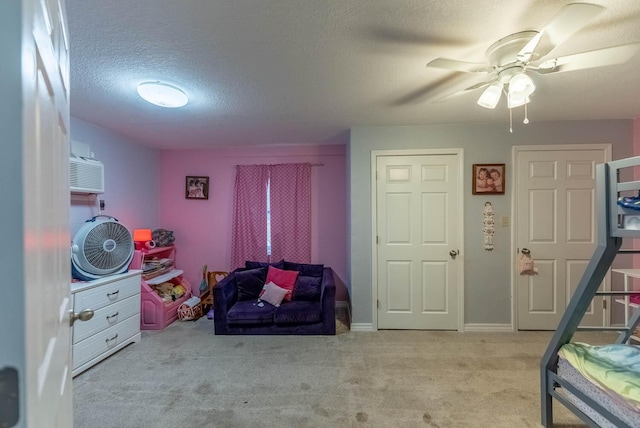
[23,0,73,425]
[375,152,462,330]
[515,145,611,330]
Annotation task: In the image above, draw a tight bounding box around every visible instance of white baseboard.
[463,323,514,332]
[347,323,513,332]
[350,323,374,332]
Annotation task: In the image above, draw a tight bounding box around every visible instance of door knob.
[521,248,531,255]
[69,308,94,326]
[449,250,459,259]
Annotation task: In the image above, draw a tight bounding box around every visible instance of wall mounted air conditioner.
[70,155,104,194]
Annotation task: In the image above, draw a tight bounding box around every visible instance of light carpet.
[73,316,611,428]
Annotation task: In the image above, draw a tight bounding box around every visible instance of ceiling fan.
[426,3,640,128]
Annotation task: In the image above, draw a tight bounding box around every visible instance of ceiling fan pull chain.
[523,103,530,124]
[509,108,513,133]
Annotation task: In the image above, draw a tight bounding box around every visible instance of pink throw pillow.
[265,265,299,301]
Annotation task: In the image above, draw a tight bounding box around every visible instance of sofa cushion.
[245,259,284,270]
[235,267,267,301]
[259,281,288,307]
[266,266,299,301]
[292,275,322,301]
[227,300,276,325]
[274,300,322,325]
[283,261,324,277]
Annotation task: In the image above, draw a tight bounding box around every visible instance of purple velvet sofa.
[213,261,336,335]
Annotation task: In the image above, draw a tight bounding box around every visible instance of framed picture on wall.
[472,164,505,195]
[185,176,209,200]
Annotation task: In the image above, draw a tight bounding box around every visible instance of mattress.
[557,343,640,428]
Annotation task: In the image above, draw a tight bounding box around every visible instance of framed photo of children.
[185,176,209,200]
[472,164,505,195]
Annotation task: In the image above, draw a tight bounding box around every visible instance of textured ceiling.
[66,0,640,149]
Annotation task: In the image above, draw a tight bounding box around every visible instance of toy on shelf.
[129,245,192,330]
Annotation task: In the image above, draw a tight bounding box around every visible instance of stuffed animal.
[171,284,186,300]
[154,282,174,302]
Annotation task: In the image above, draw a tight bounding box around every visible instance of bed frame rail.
[541,156,640,427]
[608,156,640,237]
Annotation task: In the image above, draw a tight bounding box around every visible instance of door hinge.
[0,367,19,427]
[377,299,380,309]
[376,235,379,244]
[603,300,607,310]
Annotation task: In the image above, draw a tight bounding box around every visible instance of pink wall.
[157,144,349,301]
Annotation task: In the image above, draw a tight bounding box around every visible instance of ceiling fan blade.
[535,3,604,59]
[533,43,640,74]
[392,72,491,105]
[366,27,469,48]
[427,57,493,73]
[516,32,542,62]
[433,80,494,103]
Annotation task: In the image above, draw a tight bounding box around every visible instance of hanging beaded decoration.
[483,202,495,251]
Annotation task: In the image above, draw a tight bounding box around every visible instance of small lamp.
[133,229,153,251]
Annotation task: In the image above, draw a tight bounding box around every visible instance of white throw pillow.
[258,281,289,307]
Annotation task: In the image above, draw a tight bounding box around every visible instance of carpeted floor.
[73,313,611,428]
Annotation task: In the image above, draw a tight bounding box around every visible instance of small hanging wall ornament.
[519,250,535,275]
[483,202,495,251]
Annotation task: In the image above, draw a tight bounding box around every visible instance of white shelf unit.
[70,270,142,376]
[611,268,640,343]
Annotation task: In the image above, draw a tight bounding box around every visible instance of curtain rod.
[235,163,324,167]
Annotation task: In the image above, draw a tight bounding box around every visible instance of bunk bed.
[541,156,640,427]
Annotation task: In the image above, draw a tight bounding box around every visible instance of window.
[230,164,311,269]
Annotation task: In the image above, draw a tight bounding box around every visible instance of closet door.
[515,145,610,330]
[375,151,463,330]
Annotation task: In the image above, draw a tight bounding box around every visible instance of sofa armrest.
[213,270,240,334]
[320,267,336,334]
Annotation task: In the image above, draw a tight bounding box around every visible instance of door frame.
[510,144,612,331]
[371,148,465,331]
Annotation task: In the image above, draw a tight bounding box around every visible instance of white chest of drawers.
[70,270,142,376]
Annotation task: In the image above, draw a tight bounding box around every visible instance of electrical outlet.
[501,216,509,227]
[100,199,105,210]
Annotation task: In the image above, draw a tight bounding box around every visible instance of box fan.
[72,215,134,281]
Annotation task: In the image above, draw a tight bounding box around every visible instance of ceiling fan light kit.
[507,73,535,100]
[477,81,503,109]
[137,81,188,108]
[425,2,640,132]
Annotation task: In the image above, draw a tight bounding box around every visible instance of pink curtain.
[269,163,311,263]
[230,165,269,270]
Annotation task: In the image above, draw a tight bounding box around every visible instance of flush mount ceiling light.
[137,81,188,108]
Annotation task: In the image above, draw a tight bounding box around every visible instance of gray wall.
[348,120,635,326]
[70,118,160,235]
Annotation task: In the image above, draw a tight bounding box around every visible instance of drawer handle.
[106,312,119,321]
[107,290,120,298]
[105,334,118,344]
